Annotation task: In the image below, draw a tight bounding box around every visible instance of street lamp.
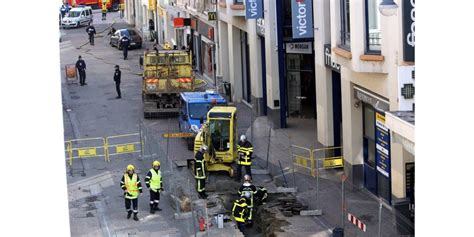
[378,0,398,16]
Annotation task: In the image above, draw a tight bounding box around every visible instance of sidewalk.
[246,115,407,237]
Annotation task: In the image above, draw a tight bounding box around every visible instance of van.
[61,6,93,28]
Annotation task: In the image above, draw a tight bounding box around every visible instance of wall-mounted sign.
[291,0,313,39]
[286,42,312,54]
[197,20,214,41]
[403,0,415,62]
[354,86,390,112]
[174,18,191,28]
[397,66,415,111]
[256,18,265,36]
[324,44,341,73]
[245,0,263,19]
[375,112,391,178]
[208,11,217,21]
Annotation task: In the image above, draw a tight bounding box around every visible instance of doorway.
[285,54,315,119]
[332,71,343,151]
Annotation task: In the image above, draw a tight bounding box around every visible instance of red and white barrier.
[348,213,366,232]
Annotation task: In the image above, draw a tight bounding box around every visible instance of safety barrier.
[65,137,107,166]
[105,133,144,162]
[291,145,344,176]
[290,145,315,177]
[312,146,344,169]
[65,133,144,166]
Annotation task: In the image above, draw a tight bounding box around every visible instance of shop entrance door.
[285,54,315,119]
[363,104,377,195]
[332,71,343,155]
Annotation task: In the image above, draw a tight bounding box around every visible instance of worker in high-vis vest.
[232,194,250,233]
[145,160,163,214]
[238,174,257,223]
[120,164,143,221]
[194,145,208,199]
[235,135,254,181]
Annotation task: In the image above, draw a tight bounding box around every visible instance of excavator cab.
[194,106,237,177]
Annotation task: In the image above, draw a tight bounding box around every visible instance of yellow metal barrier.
[290,145,316,177]
[65,137,107,166]
[105,133,143,162]
[312,146,344,169]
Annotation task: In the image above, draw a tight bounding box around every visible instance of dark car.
[110,29,143,49]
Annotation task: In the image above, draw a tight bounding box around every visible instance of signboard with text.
[324,44,341,72]
[286,42,312,54]
[245,0,263,19]
[375,112,391,178]
[291,0,313,39]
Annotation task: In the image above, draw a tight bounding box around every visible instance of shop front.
[192,18,216,84]
[355,86,392,203]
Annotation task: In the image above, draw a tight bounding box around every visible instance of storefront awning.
[385,111,415,155]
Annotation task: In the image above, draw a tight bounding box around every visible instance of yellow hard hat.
[152,160,160,167]
[127,164,135,171]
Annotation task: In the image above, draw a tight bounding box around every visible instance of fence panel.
[290,145,315,177]
[65,137,107,166]
[106,133,143,161]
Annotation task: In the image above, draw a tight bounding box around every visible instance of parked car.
[61,6,93,28]
[109,29,143,49]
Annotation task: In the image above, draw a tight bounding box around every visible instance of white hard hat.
[240,135,246,142]
[244,174,251,182]
[200,145,208,152]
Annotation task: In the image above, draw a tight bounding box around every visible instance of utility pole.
[214,0,220,91]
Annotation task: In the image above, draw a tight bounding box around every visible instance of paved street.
[60,8,408,237]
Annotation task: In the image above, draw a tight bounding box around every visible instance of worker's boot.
[133,213,139,221]
[154,203,162,211]
[127,210,132,219]
[150,204,155,214]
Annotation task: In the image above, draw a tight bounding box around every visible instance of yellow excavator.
[193,106,238,177]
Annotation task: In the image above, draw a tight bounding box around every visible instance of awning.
[385,111,415,155]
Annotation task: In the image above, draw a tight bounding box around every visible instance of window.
[339,0,351,50]
[189,104,211,120]
[365,0,381,53]
[234,0,244,4]
[209,120,230,151]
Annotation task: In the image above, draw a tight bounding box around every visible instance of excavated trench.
[206,175,307,237]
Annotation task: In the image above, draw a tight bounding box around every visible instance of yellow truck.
[194,106,238,177]
[141,49,194,118]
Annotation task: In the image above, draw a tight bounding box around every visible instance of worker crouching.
[120,164,143,221]
[238,174,257,224]
[232,194,250,233]
[145,160,163,214]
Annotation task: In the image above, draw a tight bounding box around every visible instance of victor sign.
[291,0,313,39]
[245,0,263,19]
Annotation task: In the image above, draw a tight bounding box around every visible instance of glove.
[124,192,127,196]
[160,188,164,192]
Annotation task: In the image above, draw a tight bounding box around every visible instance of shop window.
[365,0,381,53]
[339,0,351,50]
[201,42,214,80]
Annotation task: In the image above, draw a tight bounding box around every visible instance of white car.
[61,6,93,28]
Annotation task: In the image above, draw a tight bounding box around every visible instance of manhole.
[71,95,80,100]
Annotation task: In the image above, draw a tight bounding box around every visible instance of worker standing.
[145,160,163,214]
[119,2,125,18]
[194,145,208,199]
[232,194,250,233]
[75,55,87,86]
[101,3,107,21]
[86,23,96,46]
[235,135,254,181]
[120,35,130,60]
[238,174,257,224]
[113,65,121,99]
[120,164,143,221]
